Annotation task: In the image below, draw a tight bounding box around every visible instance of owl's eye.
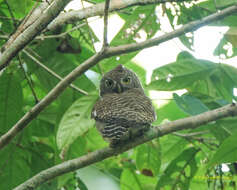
[105,79,114,88]
[122,76,131,84]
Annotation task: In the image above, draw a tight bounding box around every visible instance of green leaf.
[85,127,107,150]
[161,136,189,163]
[29,142,54,175]
[209,118,237,143]
[136,143,161,176]
[0,72,23,133]
[0,144,30,189]
[155,100,188,124]
[66,136,87,159]
[208,130,237,168]
[147,54,217,91]
[156,148,199,190]
[56,93,98,150]
[215,0,237,7]
[121,169,142,190]
[173,93,209,115]
[6,0,34,18]
[121,169,156,190]
[77,177,88,190]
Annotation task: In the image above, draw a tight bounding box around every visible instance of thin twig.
[173,131,209,137]
[0,0,72,70]
[13,103,237,190]
[80,0,104,75]
[3,0,17,27]
[0,15,20,21]
[23,50,88,95]
[0,22,87,40]
[38,22,87,39]
[4,0,39,104]
[47,0,194,32]
[18,55,39,104]
[103,0,110,47]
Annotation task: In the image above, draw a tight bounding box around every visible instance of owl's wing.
[91,88,156,146]
[91,88,156,125]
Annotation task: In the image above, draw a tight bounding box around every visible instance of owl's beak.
[116,83,122,93]
[115,82,123,94]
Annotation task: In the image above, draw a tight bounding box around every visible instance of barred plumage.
[91,64,156,147]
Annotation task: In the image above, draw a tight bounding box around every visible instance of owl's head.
[100,64,143,96]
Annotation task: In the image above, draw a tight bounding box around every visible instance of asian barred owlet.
[91,64,156,147]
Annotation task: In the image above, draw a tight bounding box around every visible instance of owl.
[91,64,156,147]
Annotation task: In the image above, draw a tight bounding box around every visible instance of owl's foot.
[109,140,121,148]
[129,124,150,140]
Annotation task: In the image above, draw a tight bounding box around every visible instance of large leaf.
[0,144,30,189]
[160,136,189,163]
[136,143,161,176]
[25,39,95,94]
[147,53,217,91]
[173,93,209,116]
[56,93,98,150]
[156,148,199,190]
[215,0,237,7]
[121,169,142,190]
[121,169,157,190]
[0,72,23,133]
[4,0,34,19]
[208,130,237,168]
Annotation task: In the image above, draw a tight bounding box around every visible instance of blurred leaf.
[85,127,107,150]
[0,72,23,133]
[209,118,237,142]
[155,100,188,124]
[225,27,237,47]
[6,0,34,18]
[121,169,141,190]
[214,36,237,58]
[136,143,161,176]
[173,93,209,115]
[160,136,189,163]
[29,142,54,175]
[176,51,195,61]
[57,173,74,189]
[77,177,88,190]
[148,54,217,91]
[56,92,98,150]
[156,148,199,190]
[125,62,146,86]
[121,169,157,190]
[0,144,30,189]
[27,119,54,137]
[215,0,237,7]
[209,66,236,102]
[25,39,95,93]
[208,130,237,168]
[66,136,87,159]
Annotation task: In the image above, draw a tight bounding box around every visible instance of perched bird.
[91,64,156,147]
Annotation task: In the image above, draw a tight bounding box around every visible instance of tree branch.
[0,3,237,150]
[0,0,72,71]
[103,0,110,47]
[14,103,237,190]
[23,50,88,95]
[47,0,193,31]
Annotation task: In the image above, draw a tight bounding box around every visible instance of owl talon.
[109,140,120,148]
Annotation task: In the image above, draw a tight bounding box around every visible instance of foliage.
[1,0,237,189]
